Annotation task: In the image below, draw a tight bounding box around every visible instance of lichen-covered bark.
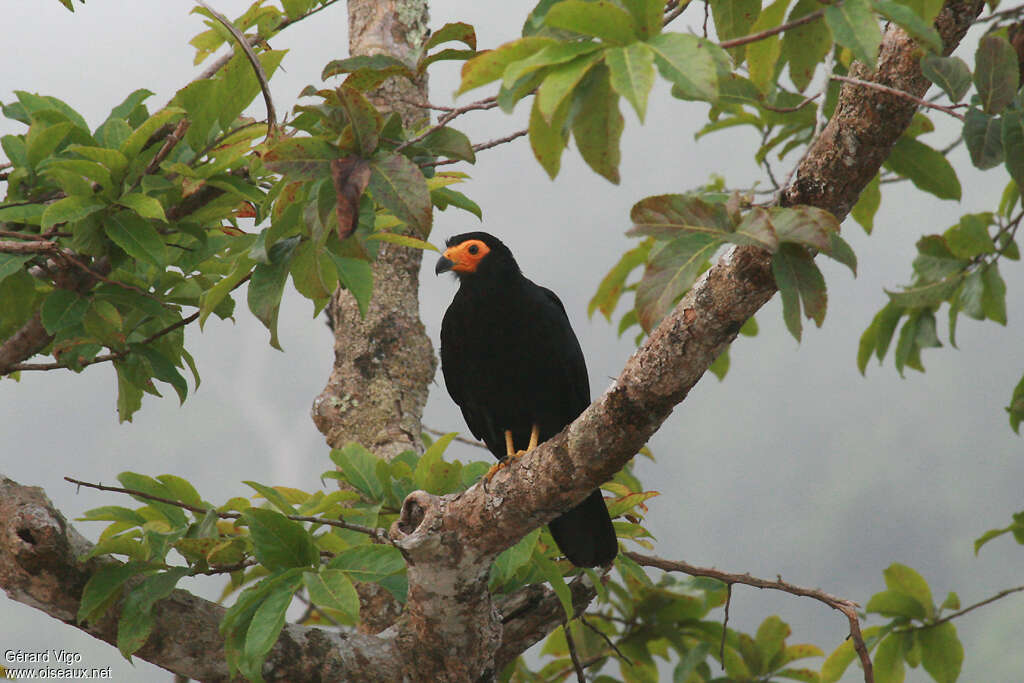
[311,0,436,461]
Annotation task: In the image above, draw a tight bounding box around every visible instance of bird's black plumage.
[436,231,617,567]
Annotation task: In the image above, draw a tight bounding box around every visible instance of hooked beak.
[435,255,455,275]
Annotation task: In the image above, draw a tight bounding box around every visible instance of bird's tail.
[547,488,618,568]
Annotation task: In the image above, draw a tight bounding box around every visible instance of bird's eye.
[468,244,479,255]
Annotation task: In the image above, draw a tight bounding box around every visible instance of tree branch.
[63,476,387,540]
[0,475,402,682]
[626,552,872,681]
[830,74,966,121]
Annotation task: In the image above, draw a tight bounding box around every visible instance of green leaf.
[782,0,833,92]
[712,0,762,62]
[120,107,184,160]
[921,54,971,102]
[40,195,106,230]
[1001,110,1024,191]
[872,633,906,683]
[605,42,655,121]
[117,472,187,526]
[39,159,114,191]
[135,345,188,403]
[78,561,156,624]
[533,550,573,619]
[589,241,650,320]
[635,233,720,332]
[537,52,602,122]
[918,622,962,683]
[490,528,541,590]
[368,151,431,236]
[26,121,74,169]
[872,0,941,53]
[424,21,476,51]
[528,92,571,179]
[772,244,827,340]
[117,567,189,658]
[1009,374,1024,434]
[329,443,385,500]
[866,589,927,619]
[199,256,255,328]
[327,254,373,318]
[117,192,167,222]
[247,237,299,350]
[322,54,411,80]
[885,137,961,200]
[944,214,995,259]
[771,205,839,251]
[883,563,933,618]
[974,34,1019,115]
[104,211,167,268]
[886,275,960,308]
[303,569,359,620]
[828,232,857,275]
[0,203,46,225]
[262,137,337,179]
[328,544,405,582]
[981,262,1007,324]
[754,615,790,668]
[0,254,31,286]
[337,86,381,157]
[420,126,476,163]
[243,508,319,571]
[964,109,1004,170]
[824,0,881,68]
[746,0,792,94]
[646,33,719,103]
[244,581,296,663]
[502,42,602,89]
[40,289,89,334]
[571,66,624,183]
[243,481,297,515]
[457,37,558,95]
[67,144,130,180]
[431,187,482,219]
[544,0,638,45]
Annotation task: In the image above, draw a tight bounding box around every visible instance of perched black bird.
[436,231,618,568]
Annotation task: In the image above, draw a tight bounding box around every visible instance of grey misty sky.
[2,2,1022,681]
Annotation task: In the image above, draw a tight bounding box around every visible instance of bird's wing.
[539,286,591,415]
[440,301,501,454]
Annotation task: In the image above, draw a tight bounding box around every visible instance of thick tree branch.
[0,475,402,682]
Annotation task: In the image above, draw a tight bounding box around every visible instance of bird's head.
[435,231,519,280]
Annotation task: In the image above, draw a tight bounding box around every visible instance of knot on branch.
[0,480,69,577]
[390,490,445,558]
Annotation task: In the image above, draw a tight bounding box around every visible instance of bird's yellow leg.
[485,425,540,482]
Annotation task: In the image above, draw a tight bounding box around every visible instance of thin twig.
[663,0,690,27]
[64,476,387,540]
[195,0,277,134]
[395,96,499,153]
[720,9,826,50]
[761,93,820,114]
[145,119,191,176]
[423,426,488,449]
[420,128,528,169]
[564,621,586,683]
[625,551,874,683]
[580,615,631,665]
[915,584,1024,630]
[720,583,732,664]
[831,75,966,121]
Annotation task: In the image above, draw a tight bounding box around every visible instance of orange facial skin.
[441,239,491,273]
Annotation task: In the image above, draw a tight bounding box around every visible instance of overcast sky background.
[2,2,1023,681]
